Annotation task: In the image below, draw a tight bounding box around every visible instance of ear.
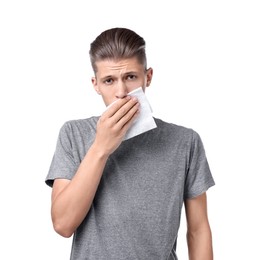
[146,67,153,87]
[92,77,101,95]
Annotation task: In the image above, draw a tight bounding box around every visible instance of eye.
[126,74,137,81]
[104,78,113,85]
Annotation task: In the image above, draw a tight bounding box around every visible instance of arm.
[51,96,139,238]
[184,192,213,260]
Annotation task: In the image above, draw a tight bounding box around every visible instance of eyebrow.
[100,71,139,81]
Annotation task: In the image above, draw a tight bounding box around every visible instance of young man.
[46,27,215,260]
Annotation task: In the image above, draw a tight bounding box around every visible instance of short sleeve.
[184,131,215,199]
[45,122,78,187]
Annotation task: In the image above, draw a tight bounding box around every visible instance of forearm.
[187,226,213,260]
[51,144,109,237]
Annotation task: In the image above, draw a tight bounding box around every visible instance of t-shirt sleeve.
[184,130,215,199]
[45,122,78,187]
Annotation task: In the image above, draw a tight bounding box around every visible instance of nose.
[115,81,128,99]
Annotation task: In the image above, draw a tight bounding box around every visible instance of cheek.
[100,90,116,106]
[102,97,110,106]
[126,79,145,91]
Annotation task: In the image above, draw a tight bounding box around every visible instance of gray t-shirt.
[45,117,215,260]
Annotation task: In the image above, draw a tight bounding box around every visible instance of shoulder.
[153,118,206,151]
[58,116,99,138]
[61,116,99,130]
[154,117,197,139]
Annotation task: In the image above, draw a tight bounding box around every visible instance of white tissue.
[105,87,157,140]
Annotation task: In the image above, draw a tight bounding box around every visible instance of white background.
[0,0,261,259]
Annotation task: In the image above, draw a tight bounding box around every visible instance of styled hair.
[89,27,147,73]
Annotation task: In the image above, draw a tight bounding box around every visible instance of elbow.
[52,218,75,238]
[187,225,212,243]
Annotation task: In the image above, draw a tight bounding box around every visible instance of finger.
[112,97,139,124]
[119,107,140,134]
[115,102,139,129]
[103,96,131,118]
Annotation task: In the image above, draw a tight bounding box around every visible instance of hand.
[93,96,139,156]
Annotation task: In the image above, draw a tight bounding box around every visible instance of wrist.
[89,141,111,161]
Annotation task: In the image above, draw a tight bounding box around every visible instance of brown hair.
[89,27,147,73]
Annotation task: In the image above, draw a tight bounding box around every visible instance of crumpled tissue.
[105,87,157,140]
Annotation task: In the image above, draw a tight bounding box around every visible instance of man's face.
[92,57,153,106]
